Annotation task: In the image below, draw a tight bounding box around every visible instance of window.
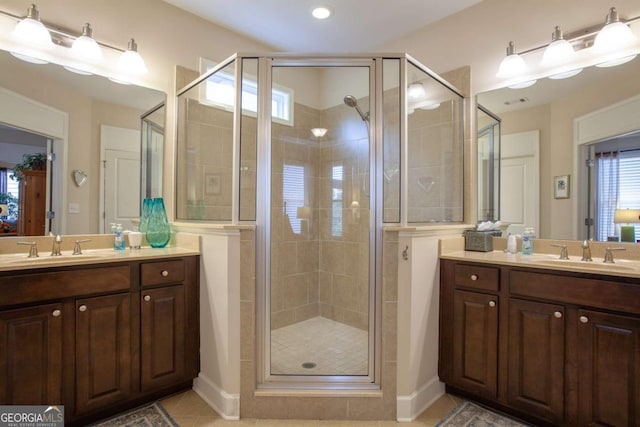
[200,58,293,125]
[331,164,343,237]
[595,149,640,241]
[283,164,305,234]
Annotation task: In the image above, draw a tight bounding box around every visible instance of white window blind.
[283,164,305,234]
[619,150,640,238]
[331,165,343,237]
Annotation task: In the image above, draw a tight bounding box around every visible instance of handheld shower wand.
[343,95,370,122]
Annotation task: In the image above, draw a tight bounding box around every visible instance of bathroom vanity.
[439,252,640,426]
[0,249,200,426]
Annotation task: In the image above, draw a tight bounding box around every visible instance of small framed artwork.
[554,174,570,199]
[205,174,221,195]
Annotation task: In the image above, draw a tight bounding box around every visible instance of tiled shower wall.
[270,101,370,331]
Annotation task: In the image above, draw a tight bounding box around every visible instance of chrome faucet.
[550,243,569,260]
[51,235,62,256]
[581,240,592,262]
[17,241,39,258]
[603,247,625,264]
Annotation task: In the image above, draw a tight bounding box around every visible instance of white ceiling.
[162,0,482,52]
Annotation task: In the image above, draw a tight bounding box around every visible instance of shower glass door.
[268,63,373,378]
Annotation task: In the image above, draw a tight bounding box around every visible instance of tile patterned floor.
[270,317,368,375]
[161,390,462,426]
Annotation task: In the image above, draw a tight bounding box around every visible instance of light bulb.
[11,4,53,49]
[117,38,148,76]
[408,82,426,100]
[70,23,103,63]
[496,42,526,79]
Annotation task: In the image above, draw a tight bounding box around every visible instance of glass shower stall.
[175,54,464,389]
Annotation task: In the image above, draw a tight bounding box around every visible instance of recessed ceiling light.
[312,7,331,20]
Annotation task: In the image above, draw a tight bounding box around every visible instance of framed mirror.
[477,56,640,241]
[0,49,165,235]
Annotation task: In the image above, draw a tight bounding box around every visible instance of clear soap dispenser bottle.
[113,223,125,250]
[521,227,535,255]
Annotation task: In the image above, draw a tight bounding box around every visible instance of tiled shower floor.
[270,316,368,375]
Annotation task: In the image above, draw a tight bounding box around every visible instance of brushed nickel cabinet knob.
[79,305,87,312]
[144,295,151,302]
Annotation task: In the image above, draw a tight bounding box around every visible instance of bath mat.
[435,400,531,427]
[91,402,177,427]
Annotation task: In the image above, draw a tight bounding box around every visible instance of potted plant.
[0,192,18,232]
[10,153,47,182]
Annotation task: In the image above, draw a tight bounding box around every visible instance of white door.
[100,125,141,233]
[104,149,140,232]
[501,130,539,236]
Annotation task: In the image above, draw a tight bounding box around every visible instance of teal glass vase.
[146,197,171,248]
[139,198,153,233]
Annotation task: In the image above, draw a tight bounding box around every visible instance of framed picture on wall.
[554,174,570,199]
[205,174,221,195]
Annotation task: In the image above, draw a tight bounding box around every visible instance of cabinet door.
[451,290,498,398]
[578,309,640,427]
[507,298,564,424]
[141,285,185,392]
[0,304,62,405]
[75,293,131,415]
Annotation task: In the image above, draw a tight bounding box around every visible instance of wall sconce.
[0,3,148,82]
[310,127,327,138]
[497,6,639,88]
[614,208,640,242]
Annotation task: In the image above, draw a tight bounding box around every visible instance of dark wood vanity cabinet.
[577,309,640,427]
[440,259,640,426]
[75,293,132,415]
[0,303,63,405]
[507,298,565,424]
[0,255,199,425]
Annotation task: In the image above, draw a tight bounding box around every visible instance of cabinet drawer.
[510,270,640,315]
[0,265,131,307]
[141,259,185,287]
[454,264,499,291]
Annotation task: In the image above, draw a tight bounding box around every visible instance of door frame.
[0,86,67,234]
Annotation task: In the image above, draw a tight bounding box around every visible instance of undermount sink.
[533,258,637,272]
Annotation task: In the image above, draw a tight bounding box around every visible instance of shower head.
[344,95,358,108]
[343,95,369,122]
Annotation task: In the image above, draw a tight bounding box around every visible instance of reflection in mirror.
[477,105,500,222]
[477,56,640,240]
[141,103,165,200]
[0,49,165,235]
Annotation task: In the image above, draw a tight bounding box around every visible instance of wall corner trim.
[396,377,445,422]
[193,375,240,420]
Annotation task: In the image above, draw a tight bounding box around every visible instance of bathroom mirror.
[0,48,166,235]
[477,56,640,240]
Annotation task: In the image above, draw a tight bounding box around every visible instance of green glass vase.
[145,197,171,248]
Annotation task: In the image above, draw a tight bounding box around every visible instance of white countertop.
[0,233,200,272]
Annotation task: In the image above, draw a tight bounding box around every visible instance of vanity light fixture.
[497,6,639,85]
[594,7,638,67]
[541,26,582,79]
[116,38,148,76]
[10,3,53,64]
[70,23,102,63]
[496,41,527,79]
[11,4,52,49]
[311,127,328,138]
[0,4,148,82]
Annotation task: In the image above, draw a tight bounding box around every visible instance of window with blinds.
[283,164,305,234]
[331,164,343,237]
[618,150,640,238]
[596,149,640,241]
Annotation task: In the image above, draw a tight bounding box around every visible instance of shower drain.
[301,362,317,369]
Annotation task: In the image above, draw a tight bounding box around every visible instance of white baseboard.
[396,377,445,422]
[193,374,240,420]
